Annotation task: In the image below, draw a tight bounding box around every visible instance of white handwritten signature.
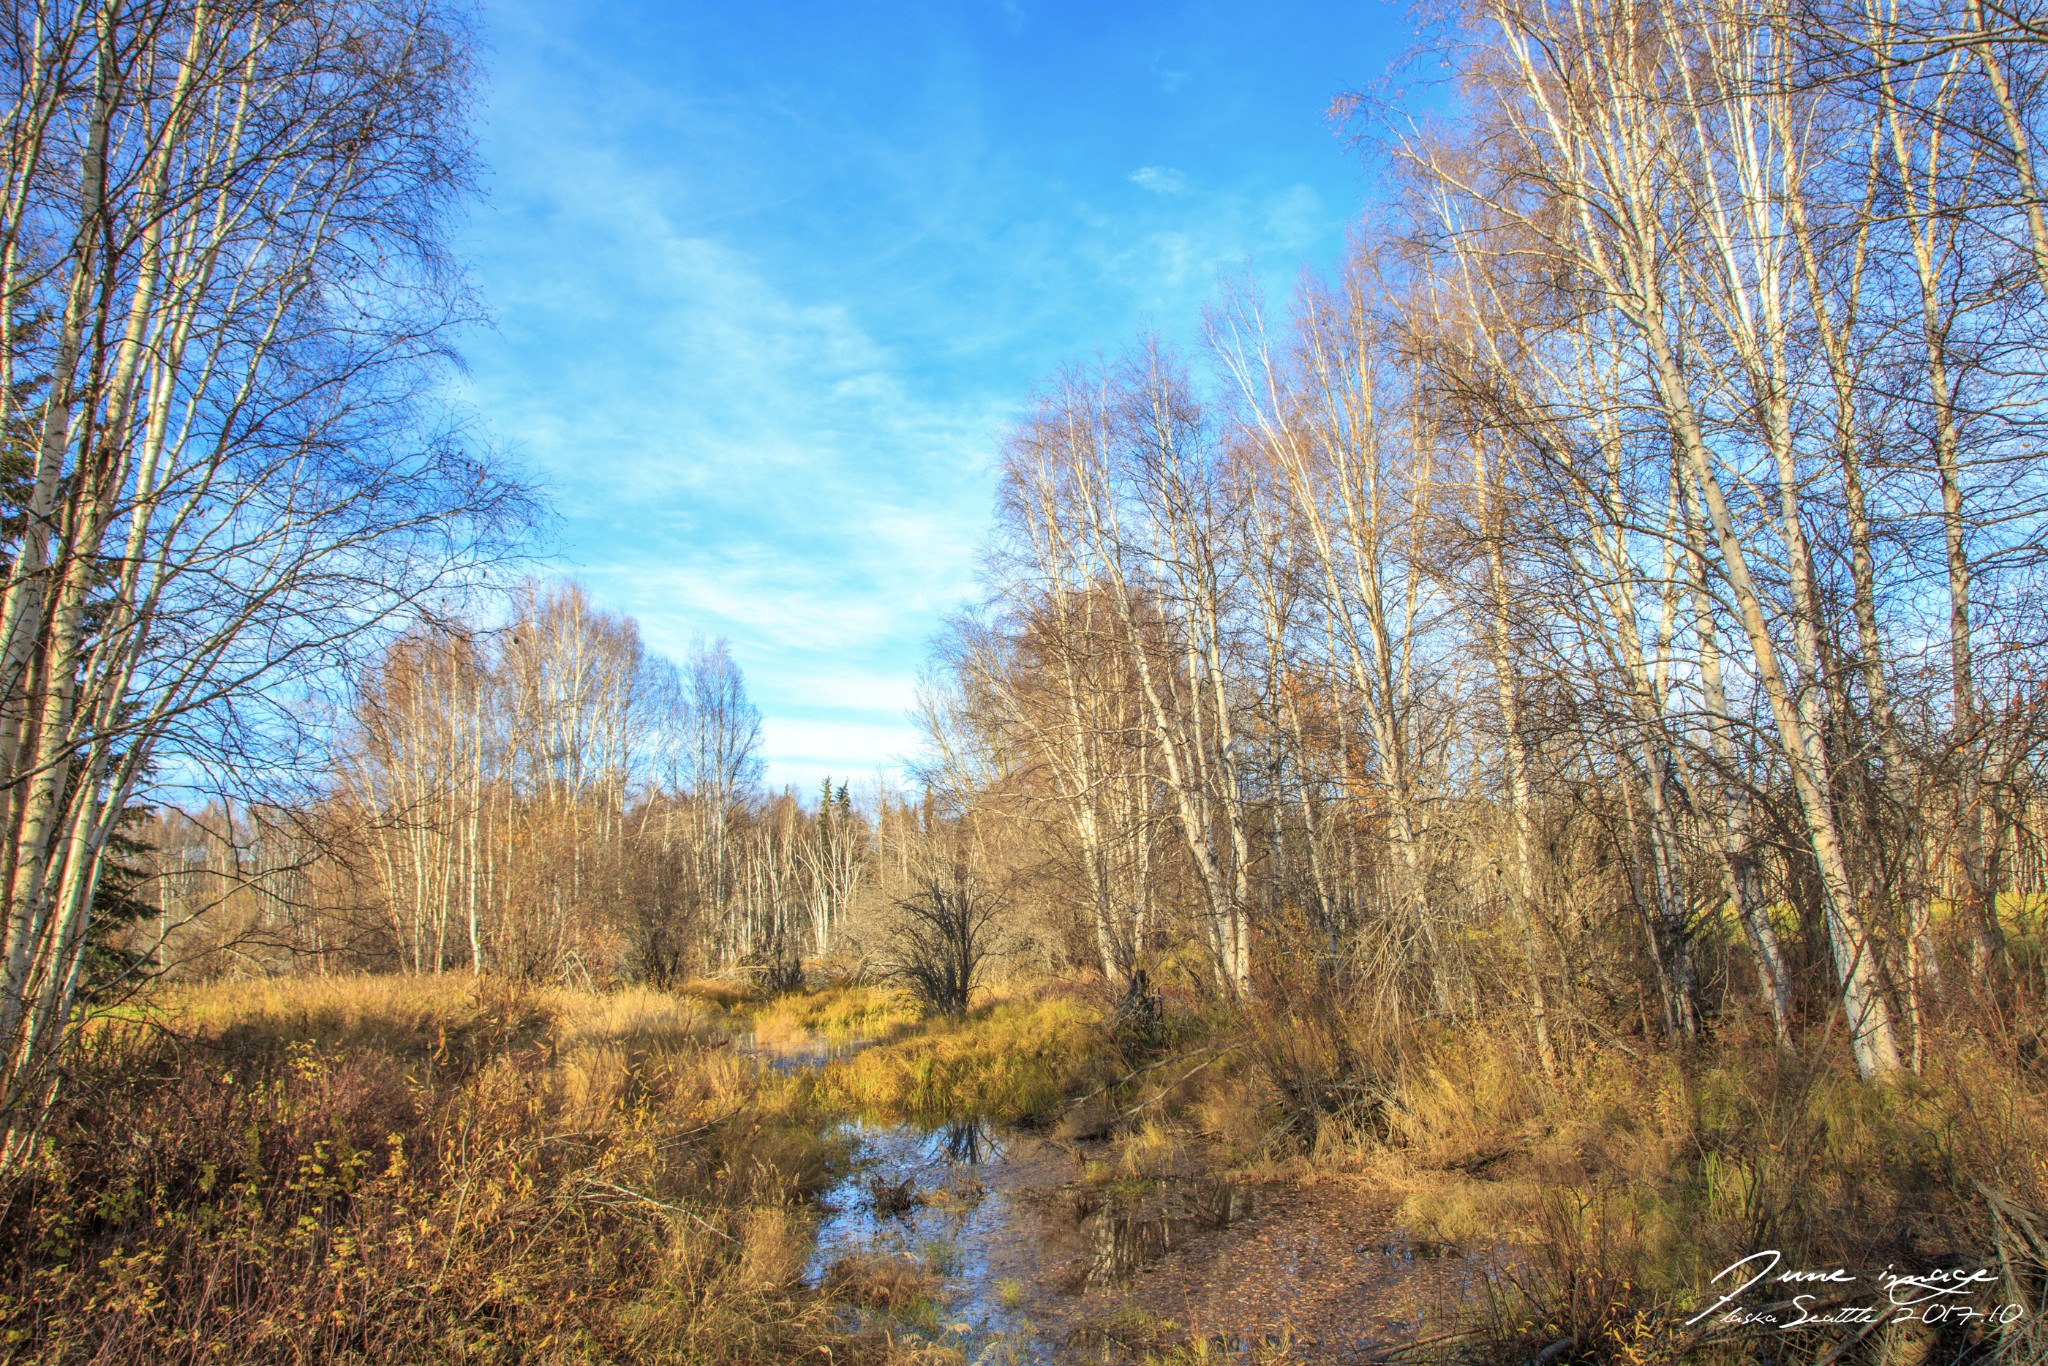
[1684,1251,2008,1330]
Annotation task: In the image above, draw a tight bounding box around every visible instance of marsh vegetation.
[1,971,2040,1364]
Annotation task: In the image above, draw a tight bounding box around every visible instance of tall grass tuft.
[746,984,921,1051]
[812,994,1107,1124]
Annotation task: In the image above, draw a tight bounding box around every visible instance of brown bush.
[0,976,847,1366]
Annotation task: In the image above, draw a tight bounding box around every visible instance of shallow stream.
[733,1030,1505,1363]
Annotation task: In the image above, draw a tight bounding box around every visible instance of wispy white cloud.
[456,45,998,791]
[1129,165,1190,195]
[453,0,1374,795]
[1082,183,1328,297]
[760,716,924,789]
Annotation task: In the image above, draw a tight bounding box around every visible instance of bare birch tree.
[0,0,530,1159]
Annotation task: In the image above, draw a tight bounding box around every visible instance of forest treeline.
[145,0,2048,1104]
[918,0,2048,1087]
[138,582,939,992]
[7,0,2048,1205]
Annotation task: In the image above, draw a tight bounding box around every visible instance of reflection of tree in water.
[935,1115,1000,1165]
[1083,1182,1255,1286]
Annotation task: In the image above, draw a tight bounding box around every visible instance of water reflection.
[1075,1179,1256,1287]
[804,1115,1047,1357]
[1374,1237,1461,1264]
[937,1114,1000,1165]
[734,1032,873,1073]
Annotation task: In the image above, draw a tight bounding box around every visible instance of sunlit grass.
[6,974,1135,1363]
[811,992,1108,1124]
[159,971,539,1049]
[746,982,921,1050]
[1358,1020,2048,1360]
[36,969,2037,1366]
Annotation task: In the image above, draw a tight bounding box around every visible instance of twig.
[1115,1050,1237,1121]
[569,1175,736,1241]
[1071,1043,1237,1108]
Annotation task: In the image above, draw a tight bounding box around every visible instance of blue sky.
[453,0,1414,791]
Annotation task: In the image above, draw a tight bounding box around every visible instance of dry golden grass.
[1337,1020,2048,1364]
[1033,975,2048,1365]
[29,969,2038,1364]
[157,970,545,1053]
[0,974,853,1366]
[746,983,921,1050]
[811,993,1108,1124]
[675,976,753,1010]
[7,974,1133,1366]
[551,983,720,1051]
[820,1252,939,1310]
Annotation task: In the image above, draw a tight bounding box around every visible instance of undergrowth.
[1038,978,2048,1365]
[1352,1021,2048,1364]
[770,972,2048,1365]
[0,976,868,1366]
[10,971,2044,1365]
